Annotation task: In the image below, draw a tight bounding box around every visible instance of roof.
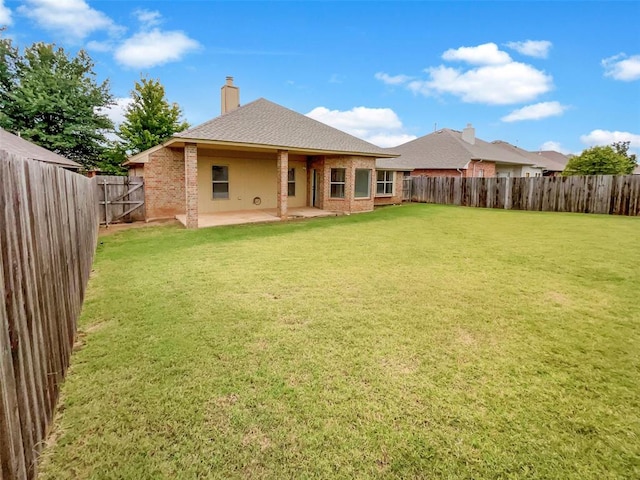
[126,98,397,165]
[376,128,540,170]
[0,128,81,169]
[532,150,570,172]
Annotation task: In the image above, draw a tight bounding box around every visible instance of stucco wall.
[197,150,307,213]
[496,165,544,178]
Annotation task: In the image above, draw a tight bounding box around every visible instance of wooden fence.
[96,175,145,225]
[0,152,99,479]
[409,175,640,216]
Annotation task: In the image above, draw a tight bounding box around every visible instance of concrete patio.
[175,207,341,228]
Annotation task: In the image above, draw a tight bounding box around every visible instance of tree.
[117,77,189,156]
[0,40,114,169]
[562,145,633,176]
[612,141,637,173]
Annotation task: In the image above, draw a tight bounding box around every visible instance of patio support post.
[277,149,288,218]
[185,143,198,228]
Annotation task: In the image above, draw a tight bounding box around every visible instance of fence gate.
[402,176,413,201]
[97,175,145,225]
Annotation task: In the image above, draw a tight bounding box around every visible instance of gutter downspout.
[456,168,464,178]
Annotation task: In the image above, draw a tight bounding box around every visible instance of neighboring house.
[0,128,81,171]
[378,124,545,178]
[531,150,570,176]
[124,78,402,228]
[633,164,640,175]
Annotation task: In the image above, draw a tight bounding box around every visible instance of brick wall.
[184,144,198,228]
[311,156,376,213]
[411,161,497,178]
[466,160,496,178]
[143,147,186,220]
[374,170,405,206]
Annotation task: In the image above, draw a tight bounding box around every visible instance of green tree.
[0,40,114,169]
[611,141,637,174]
[117,77,189,156]
[563,145,632,176]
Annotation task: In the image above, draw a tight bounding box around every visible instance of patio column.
[185,143,198,229]
[277,149,288,218]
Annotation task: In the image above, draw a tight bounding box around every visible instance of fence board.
[96,175,145,225]
[409,175,640,216]
[0,152,99,479]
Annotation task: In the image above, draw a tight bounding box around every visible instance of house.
[531,150,570,176]
[124,78,403,228]
[0,128,81,171]
[634,164,640,175]
[377,124,545,178]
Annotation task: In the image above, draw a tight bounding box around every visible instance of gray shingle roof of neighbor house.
[0,128,81,170]
[376,128,541,170]
[175,98,398,157]
[532,150,570,172]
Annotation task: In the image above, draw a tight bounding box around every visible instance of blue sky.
[2,0,639,154]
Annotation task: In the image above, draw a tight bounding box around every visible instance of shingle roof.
[376,128,539,170]
[174,98,396,157]
[531,150,570,172]
[0,128,81,169]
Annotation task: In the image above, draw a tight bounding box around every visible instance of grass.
[39,204,640,479]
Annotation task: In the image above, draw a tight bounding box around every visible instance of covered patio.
[175,206,341,228]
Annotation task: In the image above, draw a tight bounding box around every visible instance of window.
[525,172,531,178]
[330,168,346,198]
[354,169,371,198]
[478,169,484,178]
[212,165,229,199]
[288,168,296,196]
[376,170,394,195]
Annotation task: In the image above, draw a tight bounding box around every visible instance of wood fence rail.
[409,175,640,216]
[96,175,145,225]
[0,152,99,479]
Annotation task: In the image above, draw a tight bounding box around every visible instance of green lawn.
[40,204,640,479]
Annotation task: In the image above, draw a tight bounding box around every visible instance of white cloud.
[135,9,162,27]
[0,0,12,25]
[99,97,133,126]
[602,53,640,81]
[114,29,200,68]
[580,130,640,149]
[18,0,119,41]
[86,40,114,52]
[374,72,413,85]
[505,40,552,59]
[442,43,511,65]
[408,62,553,105]
[501,101,568,122]
[306,106,416,148]
[539,141,571,155]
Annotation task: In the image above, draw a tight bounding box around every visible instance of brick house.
[124,78,404,228]
[377,124,546,178]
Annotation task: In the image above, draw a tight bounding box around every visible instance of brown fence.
[0,152,99,479]
[409,175,640,216]
[96,175,145,225]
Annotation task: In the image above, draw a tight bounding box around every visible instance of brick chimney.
[462,123,475,145]
[221,76,240,114]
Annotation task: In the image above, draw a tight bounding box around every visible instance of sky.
[1,0,639,155]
